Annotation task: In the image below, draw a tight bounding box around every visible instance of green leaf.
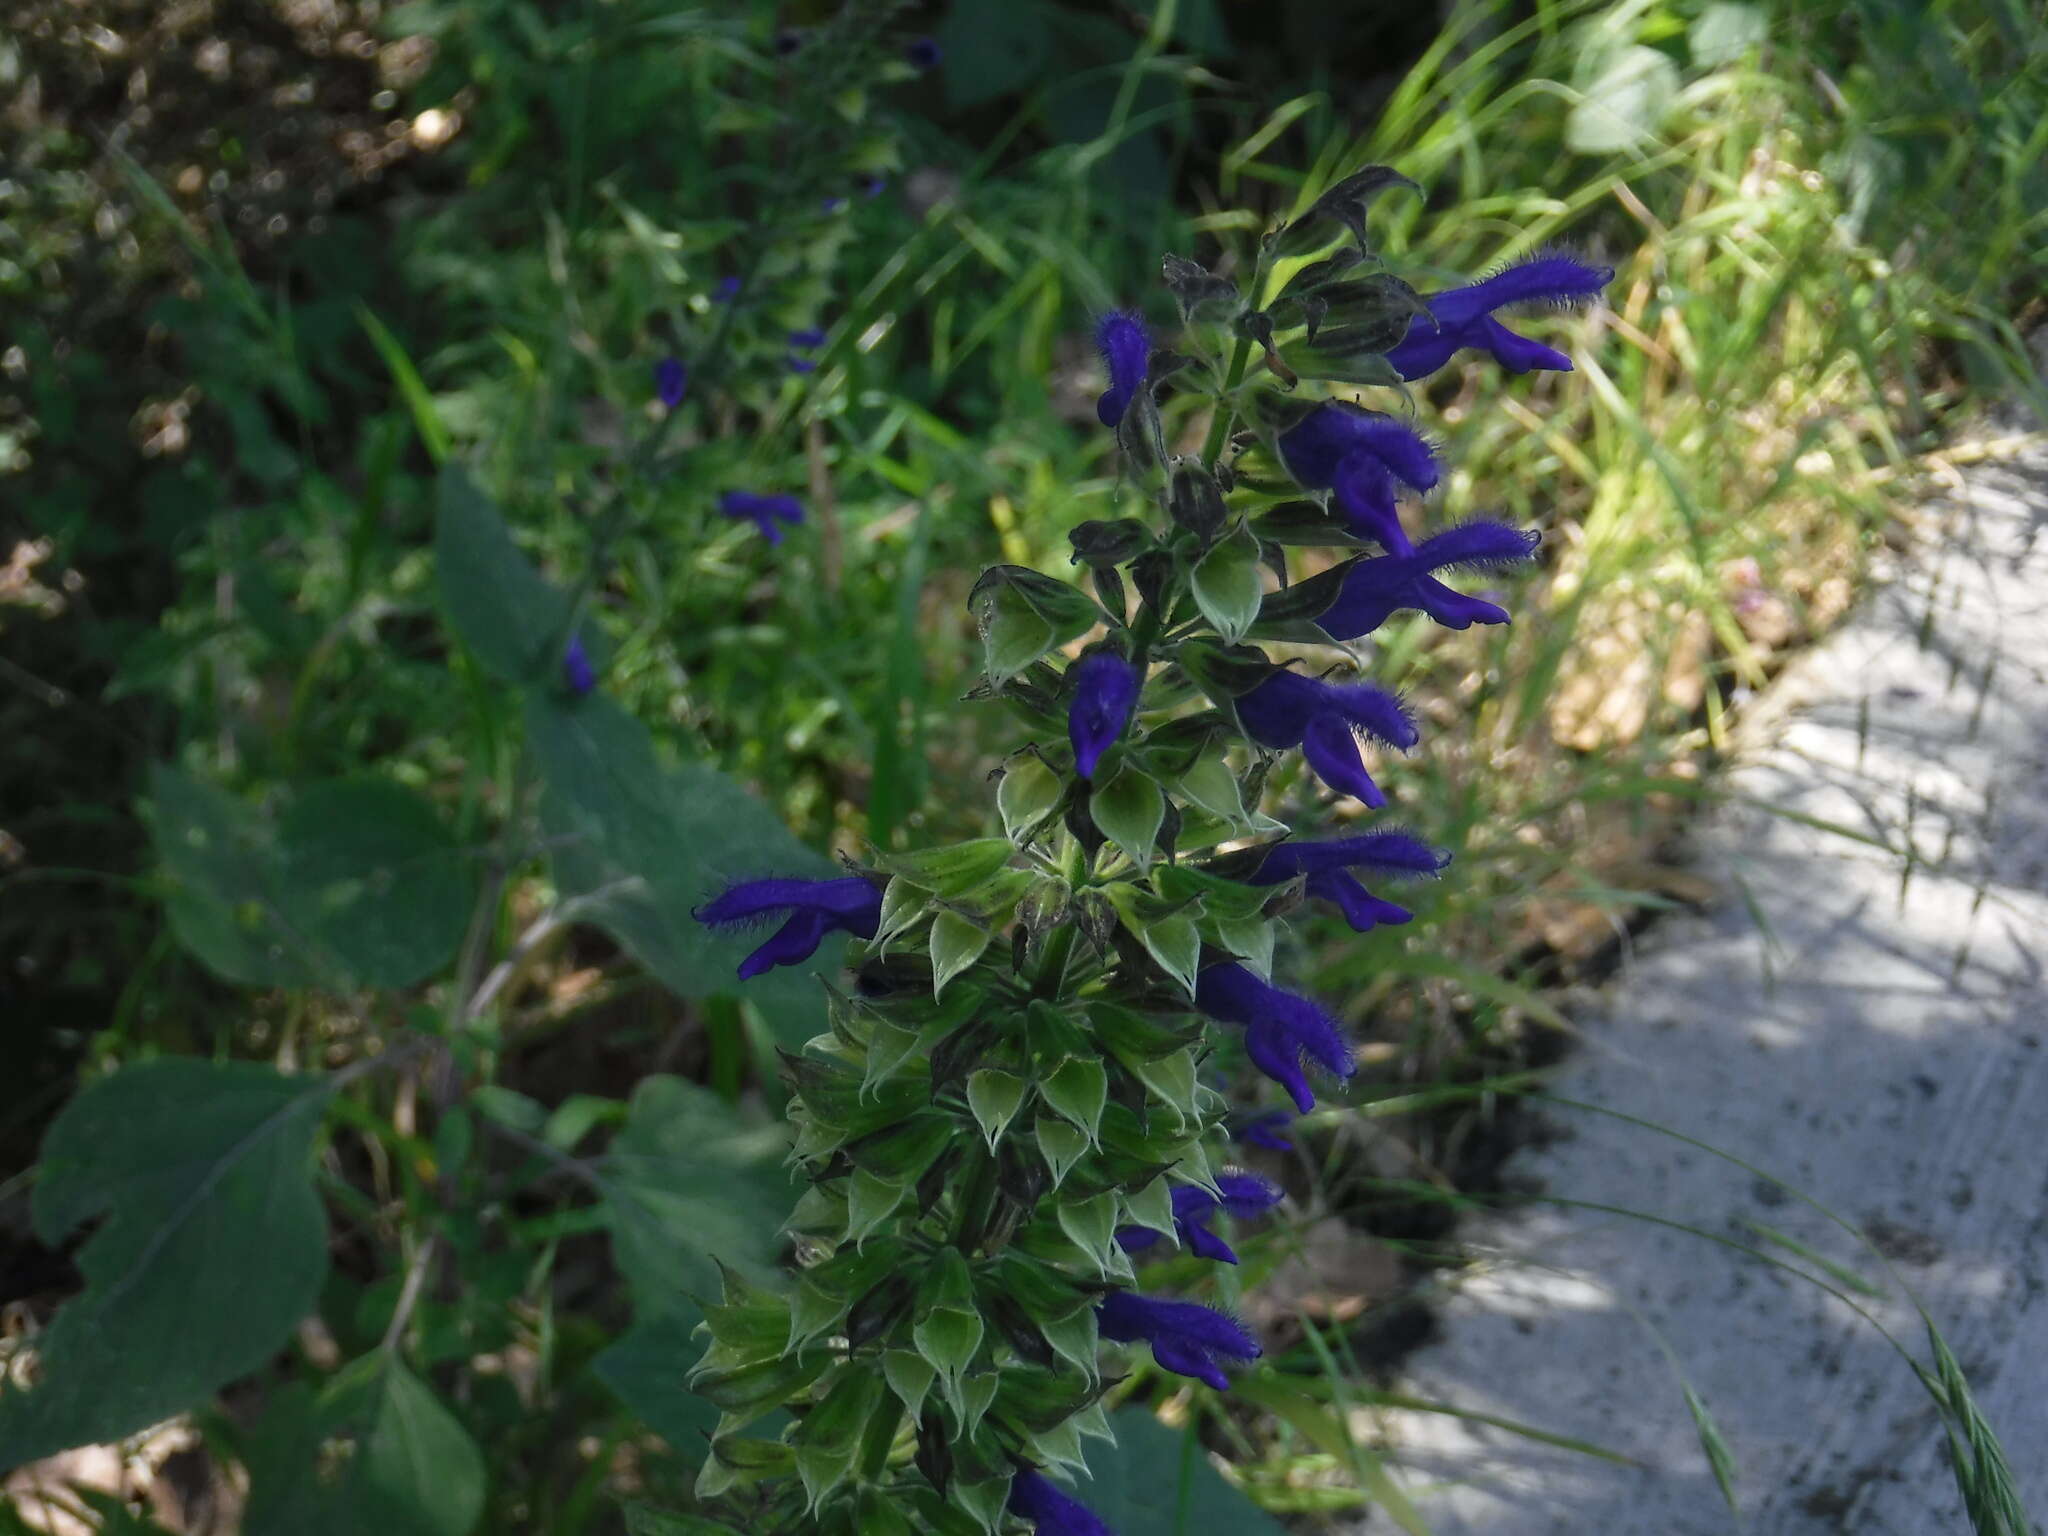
[976,600,1057,681]
[874,877,928,948]
[1567,43,1681,154]
[965,1068,1028,1150]
[883,1348,937,1421]
[0,1059,329,1472]
[434,466,574,685]
[294,1358,485,1536]
[1055,1191,1122,1277]
[1189,526,1264,644]
[913,1251,982,1382]
[276,777,475,988]
[1119,1175,1175,1244]
[937,0,1054,108]
[1690,2,1767,68]
[876,838,1015,901]
[599,1076,791,1322]
[1132,1049,1199,1131]
[1040,1057,1108,1140]
[931,910,992,999]
[149,764,312,988]
[1090,766,1165,872]
[1136,910,1200,998]
[912,1304,983,1385]
[149,769,475,992]
[525,693,829,1039]
[793,1367,884,1511]
[1080,1409,1287,1536]
[949,1369,1000,1439]
[593,1313,725,1456]
[470,1085,546,1133]
[997,755,1063,844]
[1212,914,1274,978]
[1035,1116,1091,1188]
[1173,750,1250,828]
[846,1168,911,1245]
[968,566,1099,683]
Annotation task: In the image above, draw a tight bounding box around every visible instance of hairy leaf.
[0,1060,329,1471]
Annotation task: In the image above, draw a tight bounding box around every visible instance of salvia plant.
[678,168,1610,1535]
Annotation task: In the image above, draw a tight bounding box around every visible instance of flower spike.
[1095,1291,1261,1390]
[1314,520,1541,639]
[694,875,882,980]
[1383,253,1612,381]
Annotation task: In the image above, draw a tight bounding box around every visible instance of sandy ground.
[1371,426,2048,1533]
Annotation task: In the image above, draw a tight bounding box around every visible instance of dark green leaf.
[1081,1409,1286,1535]
[593,1313,725,1455]
[0,1060,329,1472]
[244,1358,486,1536]
[149,764,313,988]
[434,465,574,685]
[525,692,829,1041]
[600,1076,791,1322]
[276,777,475,988]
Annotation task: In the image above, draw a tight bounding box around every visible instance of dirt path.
[1373,425,2048,1533]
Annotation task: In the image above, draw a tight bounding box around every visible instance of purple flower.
[1250,830,1450,933]
[1233,1110,1293,1153]
[1383,253,1612,381]
[717,490,804,544]
[694,875,882,980]
[1009,1470,1111,1536]
[787,327,826,375]
[1314,521,1541,639]
[862,174,888,198]
[1118,1173,1283,1265]
[821,196,847,214]
[715,275,742,304]
[1095,1291,1260,1391]
[1233,669,1417,808]
[562,633,596,697]
[1093,310,1150,430]
[905,37,943,72]
[1276,402,1439,554]
[653,356,687,410]
[1195,961,1354,1113]
[1068,651,1141,780]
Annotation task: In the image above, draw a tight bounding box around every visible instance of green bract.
[678,162,1567,1534]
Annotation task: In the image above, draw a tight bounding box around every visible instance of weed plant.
[1,0,2043,1531]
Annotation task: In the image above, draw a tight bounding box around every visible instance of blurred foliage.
[2,0,2043,1530]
